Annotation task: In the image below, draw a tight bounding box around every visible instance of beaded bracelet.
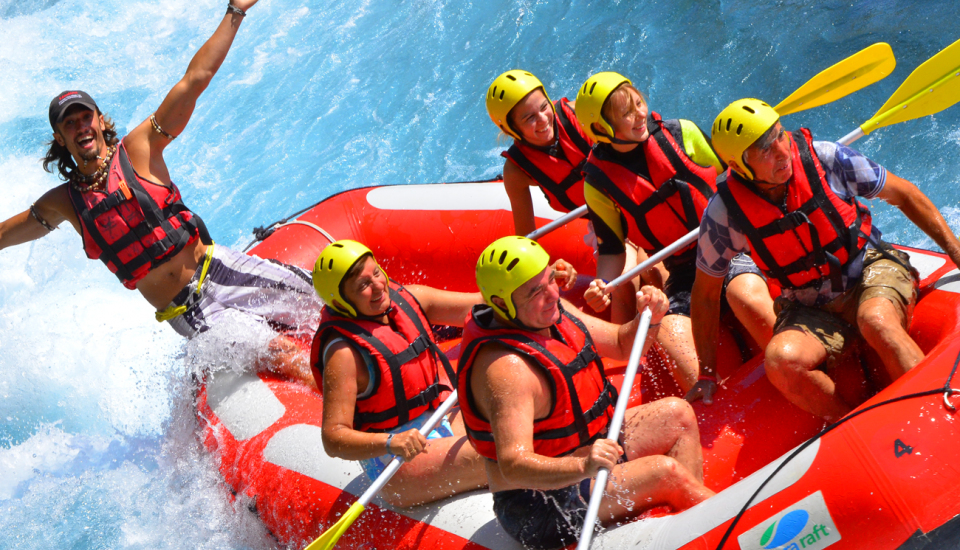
[226,3,246,17]
[30,204,56,232]
[150,114,177,140]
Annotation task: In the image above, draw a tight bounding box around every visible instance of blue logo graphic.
[761,510,810,548]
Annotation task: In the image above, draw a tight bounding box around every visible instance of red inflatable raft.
[197,180,960,550]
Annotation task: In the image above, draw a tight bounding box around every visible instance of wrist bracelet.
[226,3,246,17]
[698,374,717,382]
[385,433,397,457]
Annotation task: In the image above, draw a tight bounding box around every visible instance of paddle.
[839,36,960,145]
[774,43,895,115]
[523,42,895,242]
[575,307,654,550]
[303,390,461,550]
[606,36,960,291]
[527,204,588,240]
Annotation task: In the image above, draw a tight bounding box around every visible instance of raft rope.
[241,177,503,251]
[715,347,960,550]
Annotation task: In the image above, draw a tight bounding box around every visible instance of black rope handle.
[714,347,960,550]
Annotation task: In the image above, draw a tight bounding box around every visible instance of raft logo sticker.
[738,491,840,550]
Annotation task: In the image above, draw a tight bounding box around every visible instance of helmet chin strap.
[597,126,642,146]
[349,304,395,322]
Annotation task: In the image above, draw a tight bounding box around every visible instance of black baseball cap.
[48,90,99,131]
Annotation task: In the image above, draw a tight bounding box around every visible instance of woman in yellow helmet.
[310,239,486,507]
[485,70,595,236]
[575,72,775,394]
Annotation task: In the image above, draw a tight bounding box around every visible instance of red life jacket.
[716,128,873,291]
[456,304,617,461]
[66,141,201,289]
[502,98,593,213]
[583,113,718,266]
[311,284,455,432]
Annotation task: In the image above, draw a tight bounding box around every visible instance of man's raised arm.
[126,1,261,174]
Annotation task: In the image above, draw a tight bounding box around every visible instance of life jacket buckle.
[118,179,133,201]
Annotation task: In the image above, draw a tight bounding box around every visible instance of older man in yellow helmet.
[689,98,960,421]
[457,236,713,550]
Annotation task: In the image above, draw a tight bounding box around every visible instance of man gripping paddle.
[458,236,713,550]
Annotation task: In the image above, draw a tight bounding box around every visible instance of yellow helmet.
[486,70,553,141]
[575,71,632,144]
[312,240,387,317]
[712,98,780,180]
[476,236,551,320]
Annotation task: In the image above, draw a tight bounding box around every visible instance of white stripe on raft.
[263,422,524,549]
[594,439,821,548]
[932,269,960,293]
[905,251,947,281]
[365,182,565,220]
[206,371,286,442]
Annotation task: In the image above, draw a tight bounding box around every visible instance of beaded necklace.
[69,145,116,193]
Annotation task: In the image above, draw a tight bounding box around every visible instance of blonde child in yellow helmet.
[485,70,595,236]
[575,72,776,395]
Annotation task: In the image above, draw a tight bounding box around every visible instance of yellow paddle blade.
[304,502,366,550]
[775,42,895,116]
[862,36,960,134]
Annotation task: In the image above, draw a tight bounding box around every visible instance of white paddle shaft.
[576,308,653,550]
[355,390,459,507]
[527,205,589,240]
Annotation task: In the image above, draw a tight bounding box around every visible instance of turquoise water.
[0,0,958,548]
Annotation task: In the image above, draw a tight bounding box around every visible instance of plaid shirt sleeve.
[695,193,752,277]
[813,141,887,199]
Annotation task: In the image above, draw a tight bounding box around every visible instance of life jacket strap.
[155,242,216,322]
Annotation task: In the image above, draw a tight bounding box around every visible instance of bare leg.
[381,412,487,507]
[725,273,776,348]
[596,455,714,524]
[619,397,704,480]
[654,315,699,392]
[764,329,850,421]
[597,398,712,523]
[257,335,317,391]
[857,296,923,381]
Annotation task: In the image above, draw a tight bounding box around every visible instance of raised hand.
[552,259,578,291]
[584,279,612,312]
[227,0,259,12]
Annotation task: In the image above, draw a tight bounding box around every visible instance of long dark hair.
[42,111,120,181]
